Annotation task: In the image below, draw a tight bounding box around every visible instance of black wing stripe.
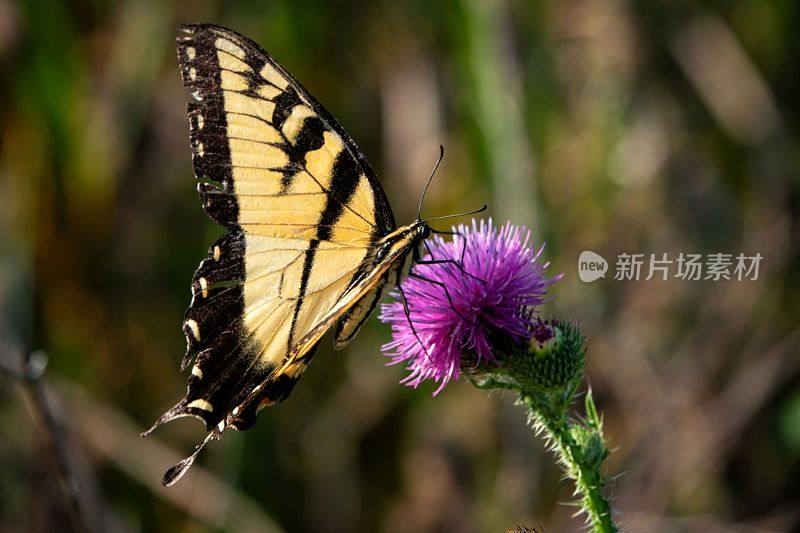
[290,115,327,158]
[287,149,363,346]
[271,87,302,129]
[319,151,362,240]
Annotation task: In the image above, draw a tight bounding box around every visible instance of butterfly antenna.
[427,204,488,223]
[416,145,445,221]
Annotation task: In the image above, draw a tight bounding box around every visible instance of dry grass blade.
[57,381,285,533]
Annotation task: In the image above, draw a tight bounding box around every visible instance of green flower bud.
[503,318,586,392]
[570,425,609,471]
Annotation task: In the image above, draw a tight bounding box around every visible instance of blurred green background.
[1,0,799,531]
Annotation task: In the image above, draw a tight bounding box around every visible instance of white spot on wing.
[213,245,221,261]
[191,365,203,378]
[186,319,200,341]
[187,46,196,59]
[188,399,213,412]
[199,277,208,298]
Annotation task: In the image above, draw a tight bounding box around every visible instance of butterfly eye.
[375,242,390,262]
[420,224,431,239]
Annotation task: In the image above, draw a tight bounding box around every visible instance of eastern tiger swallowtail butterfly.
[143,23,482,486]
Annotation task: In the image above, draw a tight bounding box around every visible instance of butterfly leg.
[418,239,486,284]
[395,283,433,361]
[407,271,471,323]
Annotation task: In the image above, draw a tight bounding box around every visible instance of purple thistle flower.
[379,218,562,395]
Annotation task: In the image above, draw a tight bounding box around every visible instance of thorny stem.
[467,320,617,533]
[522,390,616,533]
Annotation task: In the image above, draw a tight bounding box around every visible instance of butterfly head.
[416,220,432,240]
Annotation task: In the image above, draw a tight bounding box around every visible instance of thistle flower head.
[379,219,561,394]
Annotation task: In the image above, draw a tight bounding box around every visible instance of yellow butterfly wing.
[147,24,399,484]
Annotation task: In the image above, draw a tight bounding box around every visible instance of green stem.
[466,320,615,530]
[522,393,616,533]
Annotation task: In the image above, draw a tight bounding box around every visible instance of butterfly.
[143,23,483,486]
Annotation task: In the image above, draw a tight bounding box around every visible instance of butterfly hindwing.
[333,280,386,349]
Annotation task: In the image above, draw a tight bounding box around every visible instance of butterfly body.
[145,23,434,485]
